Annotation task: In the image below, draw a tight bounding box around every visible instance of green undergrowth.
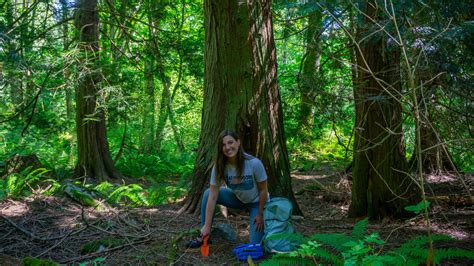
[261,218,474,265]
[287,128,351,172]
[0,167,61,200]
[0,140,193,205]
[81,237,124,254]
[21,257,58,266]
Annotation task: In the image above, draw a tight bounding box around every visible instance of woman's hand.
[254,213,264,232]
[201,224,211,237]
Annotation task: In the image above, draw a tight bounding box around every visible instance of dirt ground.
[0,170,473,265]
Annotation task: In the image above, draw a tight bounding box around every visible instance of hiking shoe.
[185,235,212,249]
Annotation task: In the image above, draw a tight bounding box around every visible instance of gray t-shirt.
[210,154,268,203]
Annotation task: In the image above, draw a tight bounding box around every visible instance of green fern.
[295,241,343,265]
[351,218,369,240]
[434,248,474,263]
[93,181,115,197]
[393,234,474,264]
[5,167,49,197]
[107,184,148,206]
[262,220,474,265]
[310,233,354,252]
[259,255,312,266]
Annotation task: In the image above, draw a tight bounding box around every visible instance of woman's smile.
[222,135,240,159]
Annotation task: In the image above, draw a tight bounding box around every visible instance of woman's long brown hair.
[214,129,245,183]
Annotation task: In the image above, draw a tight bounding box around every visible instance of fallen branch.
[35,225,89,257]
[1,215,87,242]
[59,238,152,264]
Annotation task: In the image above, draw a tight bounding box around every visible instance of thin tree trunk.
[183,0,301,215]
[60,0,73,119]
[5,1,23,112]
[299,9,322,141]
[409,87,457,173]
[140,3,156,154]
[154,62,170,154]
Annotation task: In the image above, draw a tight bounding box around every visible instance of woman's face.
[222,135,240,159]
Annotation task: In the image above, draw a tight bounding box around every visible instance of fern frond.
[351,218,368,240]
[93,182,115,197]
[433,248,474,263]
[265,231,305,242]
[108,184,148,206]
[310,233,354,252]
[259,255,312,266]
[397,234,453,251]
[309,247,343,265]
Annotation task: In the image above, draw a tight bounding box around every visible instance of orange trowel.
[201,235,209,257]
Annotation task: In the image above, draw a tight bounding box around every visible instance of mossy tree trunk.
[183,0,301,215]
[73,0,122,181]
[349,1,418,219]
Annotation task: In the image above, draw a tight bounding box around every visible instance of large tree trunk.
[182,0,301,215]
[349,1,418,219]
[73,0,121,181]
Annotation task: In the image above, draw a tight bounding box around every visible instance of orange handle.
[200,235,209,257]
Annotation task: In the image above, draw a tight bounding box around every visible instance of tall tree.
[60,0,73,119]
[298,7,323,141]
[74,0,121,180]
[139,0,157,154]
[349,1,418,219]
[182,0,301,214]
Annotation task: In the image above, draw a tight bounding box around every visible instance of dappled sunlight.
[408,216,472,241]
[426,174,456,184]
[292,173,330,180]
[1,200,30,217]
[430,222,471,240]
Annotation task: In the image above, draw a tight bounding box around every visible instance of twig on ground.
[59,238,152,264]
[35,225,88,257]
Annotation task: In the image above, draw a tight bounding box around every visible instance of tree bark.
[299,9,322,141]
[349,1,418,219]
[140,2,157,154]
[59,0,73,120]
[182,0,301,215]
[73,0,121,181]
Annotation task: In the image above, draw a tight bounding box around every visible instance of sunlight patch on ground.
[430,222,470,240]
[292,174,328,180]
[1,202,29,217]
[426,174,456,184]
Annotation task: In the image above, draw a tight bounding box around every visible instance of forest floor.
[0,168,473,265]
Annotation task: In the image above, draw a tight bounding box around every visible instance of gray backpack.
[262,197,298,253]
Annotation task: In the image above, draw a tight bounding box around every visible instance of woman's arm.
[201,184,219,236]
[254,180,268,231]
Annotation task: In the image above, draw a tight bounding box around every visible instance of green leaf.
[404,200,431,214]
